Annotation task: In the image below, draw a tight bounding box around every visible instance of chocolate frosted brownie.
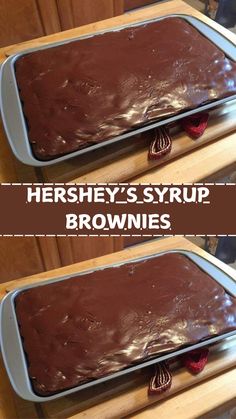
[15,253,236,396]
[15,17,236,160]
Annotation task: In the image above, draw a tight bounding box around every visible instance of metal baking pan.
[1,249,236,402]
[1,14,236,167]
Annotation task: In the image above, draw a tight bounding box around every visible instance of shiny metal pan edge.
[1,14,236,166]
[1,249,236,402]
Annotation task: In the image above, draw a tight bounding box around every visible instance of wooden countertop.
[1,236,236,418]
[0,0,236,183]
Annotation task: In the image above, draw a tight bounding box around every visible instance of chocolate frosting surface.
[15,17,236,160]
[15,253,236,396]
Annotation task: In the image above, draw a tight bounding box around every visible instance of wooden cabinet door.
[124,0,159,11]
[0,237,62,283]
[57,237,123,266]
[0,237,44,283]
[0,0,123,48]
[57,0,123,31]
[0,0,43,47]
[0,236,122,283]
[0,0,61,47]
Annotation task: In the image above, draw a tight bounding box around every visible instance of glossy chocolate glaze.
[15,17,236,160]
[15,253,236,396]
